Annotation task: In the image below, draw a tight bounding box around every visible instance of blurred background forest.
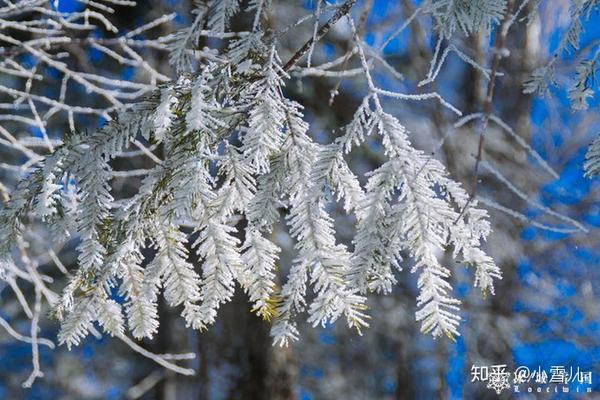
[0,0,599,399]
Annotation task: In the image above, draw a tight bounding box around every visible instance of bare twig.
[456,0,516,221]
[283,0,357,72]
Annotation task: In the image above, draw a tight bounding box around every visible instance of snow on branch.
[0,0,590,385]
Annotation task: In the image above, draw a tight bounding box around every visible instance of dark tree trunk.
[196,290,298,400]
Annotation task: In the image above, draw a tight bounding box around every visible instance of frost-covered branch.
[0,0,591,386]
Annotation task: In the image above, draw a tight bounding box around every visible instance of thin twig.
[117,334,195,376]
[456,0,516,221]
[283,0,357,72]
[22,288,43,388]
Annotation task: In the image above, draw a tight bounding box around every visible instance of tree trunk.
[196,290,298,400]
